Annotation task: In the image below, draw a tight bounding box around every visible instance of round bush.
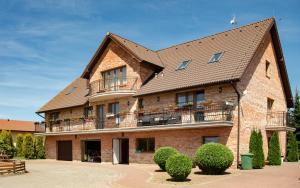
[153,147,178,171]
[195,143,234,174]
[166,154,192,181]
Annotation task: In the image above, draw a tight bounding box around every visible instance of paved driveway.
[0,160,299,188]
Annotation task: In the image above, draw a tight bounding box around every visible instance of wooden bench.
[0,159,26,175]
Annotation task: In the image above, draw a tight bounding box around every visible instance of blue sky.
[0,0,299,121]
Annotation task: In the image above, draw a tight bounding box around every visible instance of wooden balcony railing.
[89,77,138,96]
[266,111,293,128]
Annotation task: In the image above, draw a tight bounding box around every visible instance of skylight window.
[176,60,191,70]
[66,87,77,95]
[208,52,223,64]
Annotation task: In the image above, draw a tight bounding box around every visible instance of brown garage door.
[57,141,72,161]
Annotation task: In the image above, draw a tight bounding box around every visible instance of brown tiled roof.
[109,33,164,67]
[0,119,37,132]
[136,18,274,96]
[37,77,88,113]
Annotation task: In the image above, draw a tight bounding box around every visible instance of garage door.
[57,141,72,161]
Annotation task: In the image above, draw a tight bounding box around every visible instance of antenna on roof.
[230,15,237,27]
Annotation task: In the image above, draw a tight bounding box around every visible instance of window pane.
[203,136,219,144]
[188,93,193,103]
[122,67,127,84]
[196,91,205,104]
[177,94,186,107]
[137,139,147,152]
[209,52,223,63]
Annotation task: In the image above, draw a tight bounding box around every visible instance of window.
[138,98,144,109]
[266,61,271,78]
[196,91,205,106]
[84,106,93,118]
[102,66,126,90]
[66,87,77,95]
[203,136,219,144]
[267,98,274,111]
[176,91,204,108]
[176,60,191,70]
[49,112,59,121]
[108,102,119,114]
[208,52,223,64]
[136,138,155,152]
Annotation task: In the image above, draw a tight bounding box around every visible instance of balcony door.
[103,67,126,91]
[97,105,105,129]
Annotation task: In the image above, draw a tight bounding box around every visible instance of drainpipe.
[231,82,241,168]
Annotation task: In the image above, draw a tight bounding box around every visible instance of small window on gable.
[266,61,271,78]
[208,52,223,64]
[267,98,274,111]
[176,60,191,70]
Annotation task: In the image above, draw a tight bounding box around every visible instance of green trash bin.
[241,153,254,170]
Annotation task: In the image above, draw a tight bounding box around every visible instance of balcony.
[266,111,295,131]
[44,103,233,134]
[88,77,138,101]
[137,104,233,127]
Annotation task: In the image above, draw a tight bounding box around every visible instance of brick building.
[36,18,294,166]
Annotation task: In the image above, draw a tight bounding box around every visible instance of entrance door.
[57,141,72,161]
[112,138,129,164]
[97,105,105,129]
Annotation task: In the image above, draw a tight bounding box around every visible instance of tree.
[287,132,299,162]
[249,130,265,169]
[268,132,281,165]
[292,88,300,156]
[22,134,35,159]
[0,130,15,157]
[34,136,45,159]
[16,134,24,157]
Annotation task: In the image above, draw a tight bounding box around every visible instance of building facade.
[36,18,294,166]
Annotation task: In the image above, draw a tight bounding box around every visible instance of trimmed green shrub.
[268,132,281,165]
[34,136,45,159]
[249,130,265,169]
[287,132,299,162]
[166,154,192,181]
[22,134,35,159]
[0,130,15,157]
[16,134,24,157]
[195,143,234,174]
[153,147,178,171]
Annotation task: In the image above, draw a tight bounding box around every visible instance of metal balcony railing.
[89,77,138,96]
[45,103,234,133]
[266,111,293,128]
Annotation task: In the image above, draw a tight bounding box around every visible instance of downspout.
[231,82,241,168]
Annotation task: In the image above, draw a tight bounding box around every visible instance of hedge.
[0,130,14,157]
[153,147,178,171]
[195,143,234,174]
[166,154,192,181]
[35,136,45,159]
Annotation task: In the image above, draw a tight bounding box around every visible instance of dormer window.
[176,60,191,70]
[208,52,223,64]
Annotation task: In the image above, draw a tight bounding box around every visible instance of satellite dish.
[230,16,237,26]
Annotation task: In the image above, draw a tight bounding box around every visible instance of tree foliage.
[16,134,24,157]
[34,136,45,159]
[22,134,35,159]
[0,130,14,157]
[249,130,265,168]
[287,132,299,162]
[268,132,281,165]
[292,88,300,156]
